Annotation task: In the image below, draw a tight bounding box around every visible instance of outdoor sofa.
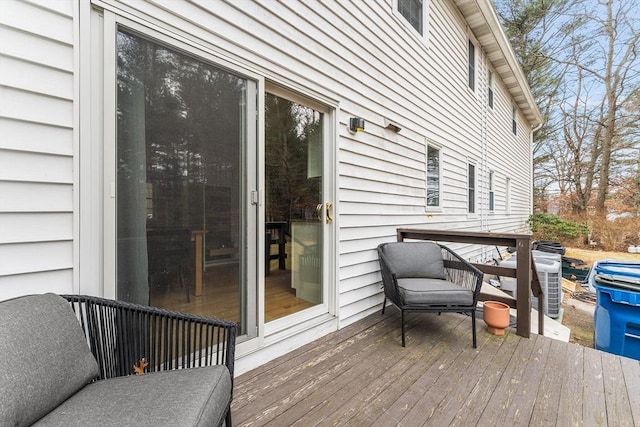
[0,293,236,426]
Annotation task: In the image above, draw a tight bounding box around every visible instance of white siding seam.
[0,116,73,130]
[0,84,74,103]
[0,52,74,74]
[0,23,73,49]
[0,267,73,278]
[147,1,437,134]
[0,146,73,158]
[21,0,73,18]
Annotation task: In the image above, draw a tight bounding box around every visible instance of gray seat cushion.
[34,366,232,427]
[0,294,100,426]
[397,278,474,306]
[379,242,446,279]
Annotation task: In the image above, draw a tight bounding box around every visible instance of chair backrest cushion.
[0,293,100,426]
[379,242,446,279]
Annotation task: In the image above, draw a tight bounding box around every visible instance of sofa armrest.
[377,247,403,305]
[439,245,484,303]
[61,295,236,393]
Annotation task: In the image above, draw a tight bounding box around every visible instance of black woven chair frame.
[61,294,237,427]
[378,244,484,348]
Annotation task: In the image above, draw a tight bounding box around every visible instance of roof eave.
[454,0,544,127]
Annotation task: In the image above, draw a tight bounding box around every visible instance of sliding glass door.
[109,23,333,344]
[115,28,256,337]
[264,87,330,323]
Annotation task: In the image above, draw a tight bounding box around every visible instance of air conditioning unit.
[498,253,563,319]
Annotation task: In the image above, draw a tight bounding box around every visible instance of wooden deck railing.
[397,228,544,338]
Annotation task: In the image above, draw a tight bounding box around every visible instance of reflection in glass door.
[115,29,255,337]
[264,91,325,322]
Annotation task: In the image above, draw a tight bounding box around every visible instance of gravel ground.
[562,294,595,347]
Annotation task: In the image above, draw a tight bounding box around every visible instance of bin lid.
[594,261,640,291]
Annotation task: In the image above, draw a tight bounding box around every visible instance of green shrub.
[528,213,589,242]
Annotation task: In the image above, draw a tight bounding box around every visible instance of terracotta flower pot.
[483,301,510,335]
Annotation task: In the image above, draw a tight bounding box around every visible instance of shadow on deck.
[232,310,640,426]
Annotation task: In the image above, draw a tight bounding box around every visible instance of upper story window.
[512,106,517,135]
[468,163,476,213]
[489,171,495,211]
[488,70,494,108]
[468,40,475,91]
[426,144,440,208]
[397,0,423,34]
[506,177,512,214]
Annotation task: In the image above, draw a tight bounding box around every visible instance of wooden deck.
[232,310,640,426]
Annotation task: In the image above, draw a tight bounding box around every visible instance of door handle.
[325,202,333,224]
[316,203,324,221]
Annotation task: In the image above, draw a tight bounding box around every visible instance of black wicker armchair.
[62,295,237,426]
[1,293,237,426]
[377,242,484,348]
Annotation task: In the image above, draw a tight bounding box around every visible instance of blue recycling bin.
[593,261,640,360]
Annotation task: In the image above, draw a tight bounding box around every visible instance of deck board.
[233,314,400,425]
[556,343,584,426]
[349,316,466,426]
[620,356,640,425]
[501,334,552,425]
[601,351,634,427]
[232,310,640,426]
[291,315,465,426]
[475,333,540,426]
[582,347,607,424]
[528,337,567,426]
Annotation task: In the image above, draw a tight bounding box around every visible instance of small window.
[512,106,517,135]
[488,71,494,109]
[468,163,475,213]
[426,145,440,207]
[506,178,511,214]
[398,0,423,34]
[468,40,475,91]
[489,171,495,211]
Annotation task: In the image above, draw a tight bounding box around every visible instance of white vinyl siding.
[1,0,538,370]
[0,0,76,300]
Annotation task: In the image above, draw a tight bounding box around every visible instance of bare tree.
[494,0,640,216]
[551,0,640,215]
[493,0,578,207]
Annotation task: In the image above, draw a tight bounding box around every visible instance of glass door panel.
[264,92,324,322]
[115,29,253,337]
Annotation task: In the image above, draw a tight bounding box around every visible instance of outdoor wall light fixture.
[349,117,365,133]
[384,118,402,133]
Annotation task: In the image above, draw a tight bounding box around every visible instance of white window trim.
[467,160,478,216]
[487,69,494,110]
[506,177,512,215]
[82,0,342,371]
[82,5,264,332]
[489,170,495,213]
[467,39,476,93]
[392,0,429,42]
[425,142,442,211]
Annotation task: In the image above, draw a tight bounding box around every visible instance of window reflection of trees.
[117,30,245,230]
[265,94,322,222]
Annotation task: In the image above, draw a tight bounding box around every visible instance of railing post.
[515,236,532,338]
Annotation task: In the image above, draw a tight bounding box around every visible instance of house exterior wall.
[0,0,77,299]
[0,0,539,369]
